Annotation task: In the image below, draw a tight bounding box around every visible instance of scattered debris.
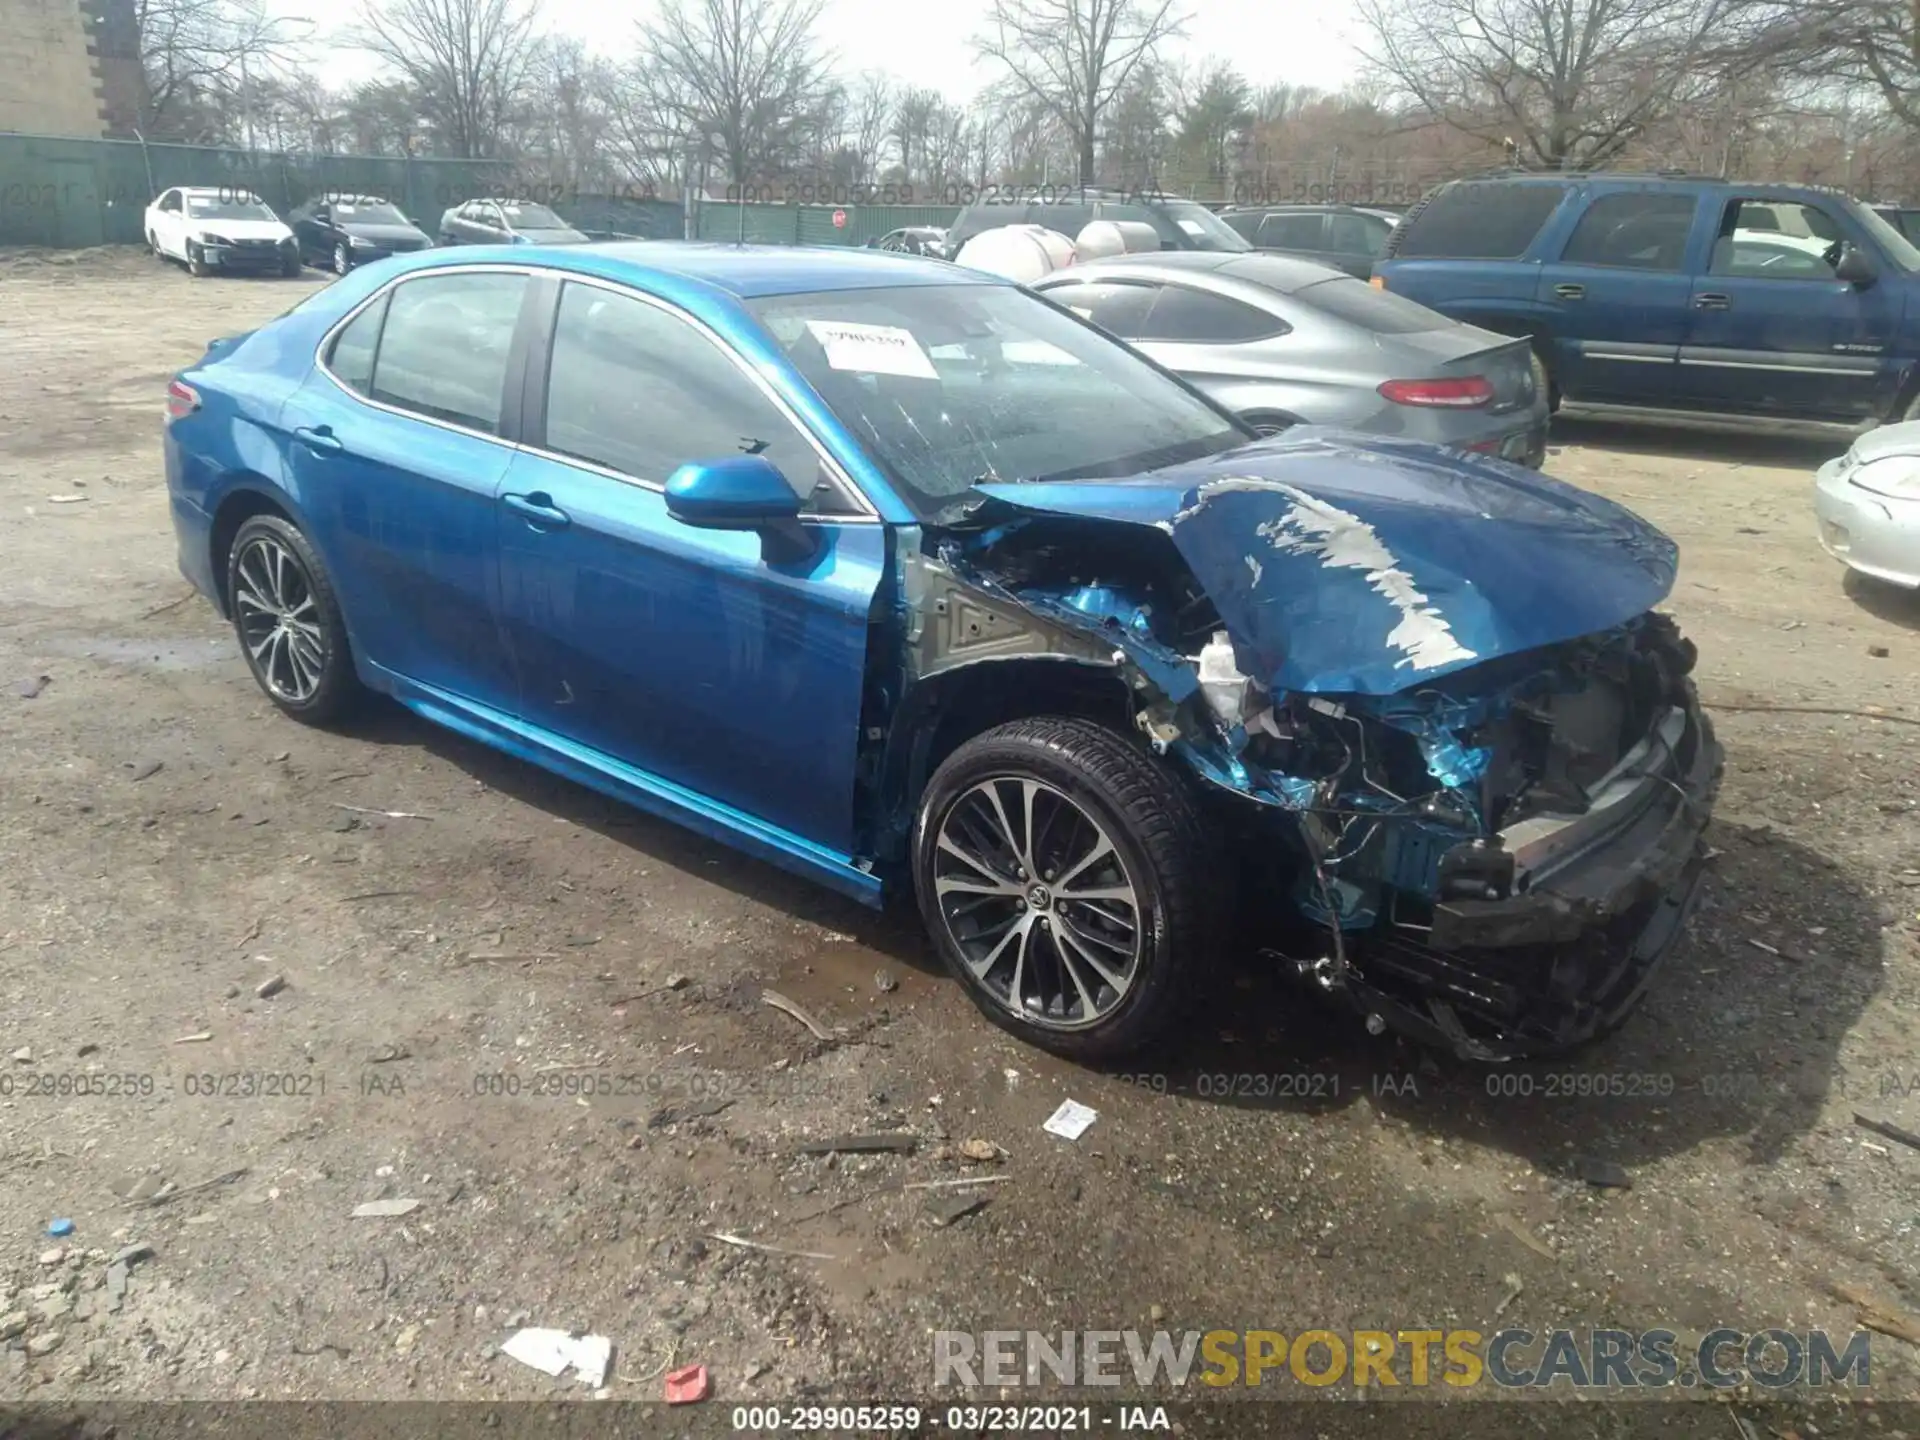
[12,1046,31,1064]
[25,1333,63,1358]
[38,1249,65,1267]
[140,591,196,619]
[291,1339,351,1358]
[1700,699,1920,729]
[1853,1112,1920,1153]
[1832,1283,1920,1347]
[873,969,898,993]
[1573,1156,1632,1189]
[173,1031,213,1044]
[1003,1068,1020,1089]
[665,973,688,989]
[1042,1100,1099,1141]
[1493,1272,1524,1317]
[127,760,163,782]
[1746,938,1780,956]
[367,1043,411,1064]
[330,803,434,821]
[46,1219,73,1238]
[500,1328,612,1387]
[112,1243,154,1267]
[255,973,288,1000]
[795,1134,917,1156]
[343,890,416,902]
[352,1198,421,1218]
[649,1098,734,1128]
[105,1263,128,1312]
[1495,1214,1557,1261]
[664,1362,710,1404]
[926,1192,989,1227]
[959,1138,1002,1163]
[458,951,557,965]
[903,1175,1011,1192]
[46,494,87,504]
[14,675,50,699]
[76,1043,97,1058]
[1868,645,1891,659]
[762,989,839,1041]
[708,1232,839,1261]
[124,1166,248,1208]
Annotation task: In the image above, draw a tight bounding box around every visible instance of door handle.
[1554,283,1585,300]
[1694,293,1731,310]
[503,492,571,529]
[293,425,343,455]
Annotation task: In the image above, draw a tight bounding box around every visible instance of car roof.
[1226,203,1398,219]
[178,186,260,198]
[1051,250,1347,293]
[391,241,1000,299]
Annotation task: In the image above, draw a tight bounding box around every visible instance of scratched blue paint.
[976,427,1677,697]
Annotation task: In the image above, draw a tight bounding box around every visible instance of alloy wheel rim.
[932,776,1143,1030]
[233,536,326,703]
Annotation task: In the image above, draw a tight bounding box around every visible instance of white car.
[1815,422,1920,588]
[144,187,302,278]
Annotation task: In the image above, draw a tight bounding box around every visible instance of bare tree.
[135,0,305,140]
[357,0,540,158]
[975,0,1186,184]
[847,73,895,184]
[1357,0,1782,168]
[632,0,834,185]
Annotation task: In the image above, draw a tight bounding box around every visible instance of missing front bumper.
[1340,697,1723,1061]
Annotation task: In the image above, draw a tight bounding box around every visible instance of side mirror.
[1836,244,1878,287]
[665,454,804,530]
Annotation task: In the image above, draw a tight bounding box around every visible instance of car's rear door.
[278,266,535,711]
[492,275,885,856]
[1532,187,1702,404]
[1677,196,1901,419]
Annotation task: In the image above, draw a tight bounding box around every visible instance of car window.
[1710,202,1840,278]
[746,283,1247,519]
[1221,212,1261,240]
[1137,284,1283,343]
[1395,182,1570,259]
[1256,213,1326,249]
[1026,204,1094,240]
[159,192,180,212]
[543,282,829,504]
[1559,192,1698,271]
[369,272,528,433]
[1042,280,1159,337]
[1295,275,1448,334]
[326,292,389,396]
[1326,211,1390,254]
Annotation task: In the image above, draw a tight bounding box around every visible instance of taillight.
[165,379,200,421]
[1370,274,1386,290]
[1378,375,1494,408]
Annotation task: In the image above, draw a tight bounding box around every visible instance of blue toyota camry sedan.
[164,243,1721,1062]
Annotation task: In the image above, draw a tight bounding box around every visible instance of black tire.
[1530,347,1559,414]
[225,514,360,725]
[334,241,352,275]
[148,230,163,260]
[912,716,1226,1061]
[187,243,209,278]
[281,252,302,277]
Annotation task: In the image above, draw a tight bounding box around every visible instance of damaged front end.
[942,437,1723,1062]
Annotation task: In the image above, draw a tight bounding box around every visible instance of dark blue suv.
[1371,173,1920,425]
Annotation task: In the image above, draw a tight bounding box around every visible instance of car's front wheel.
[334,242,352,274]
[913,716,1224,1060]
[226,514,360,725]
[186,242,209,277]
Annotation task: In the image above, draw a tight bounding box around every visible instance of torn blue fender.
[974,429,1678,696]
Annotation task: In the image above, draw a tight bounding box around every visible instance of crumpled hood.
[972,429,1678,696]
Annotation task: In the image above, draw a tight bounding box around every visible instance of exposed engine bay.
[911,502,1723,1062]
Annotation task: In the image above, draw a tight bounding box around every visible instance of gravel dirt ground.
[2,247,1919,1426]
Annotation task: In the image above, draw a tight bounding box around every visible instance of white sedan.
[143,187,302,278]
[1815,423,1920,588]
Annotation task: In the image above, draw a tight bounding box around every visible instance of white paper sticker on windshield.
[806,321,937,378]
[1177,219,1205,236]
[1002,340,1078,366]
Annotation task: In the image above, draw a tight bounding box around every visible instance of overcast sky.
[311,0,1367,101]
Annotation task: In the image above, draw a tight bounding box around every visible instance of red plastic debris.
[664,1363,710,1404]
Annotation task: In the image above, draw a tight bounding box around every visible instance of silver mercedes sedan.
[1032,252,1550,466]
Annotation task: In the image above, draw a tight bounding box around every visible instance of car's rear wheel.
[334,242,352,274]
[912,716,1224,1060]
[226,515,360,725]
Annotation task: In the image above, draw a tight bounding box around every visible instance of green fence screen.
[0,132,959,250]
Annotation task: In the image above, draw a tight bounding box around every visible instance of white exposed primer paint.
[1178,477,1478,673]
[1245,554,1263,585]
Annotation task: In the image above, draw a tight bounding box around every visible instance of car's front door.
[154,190,184,256]
[1678,196,1900,419]
[1534,188,1701,404]
[493,277,885,854]
[278,267,536,710]
[298,205,328,262]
